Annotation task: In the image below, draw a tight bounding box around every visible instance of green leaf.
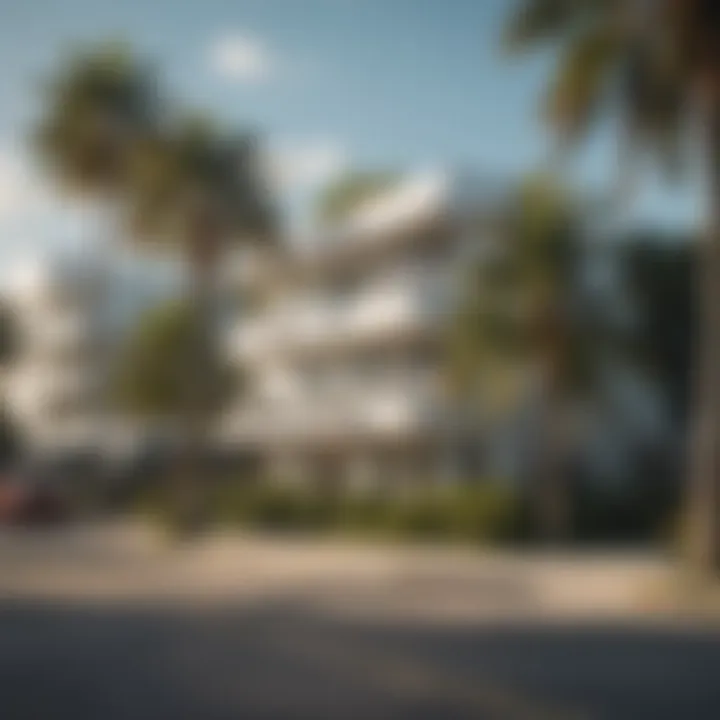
[543,26,618,136]
[112,300,237,420]
[504,0,578,51]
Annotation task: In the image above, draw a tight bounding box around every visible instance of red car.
[0,479,67,525]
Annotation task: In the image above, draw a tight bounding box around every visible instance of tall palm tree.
[448,177,621,540]
[504,0,720,573]
[127,118,274,526]
[36,44,160,198]
[36,45,275,529]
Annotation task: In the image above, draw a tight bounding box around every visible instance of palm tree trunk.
[526,287,574,544]
[686,108,720,578]
[534,362,572,544]
[174,226,220,534]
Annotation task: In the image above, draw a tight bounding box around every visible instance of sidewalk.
[0,522,684,623]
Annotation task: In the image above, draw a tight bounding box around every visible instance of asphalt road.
[0,528,719,719]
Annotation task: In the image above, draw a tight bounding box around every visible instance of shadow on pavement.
[0,596,719,720]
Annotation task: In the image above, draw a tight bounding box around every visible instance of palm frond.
[34,44,160,194]
[126,117,277,251]
[544,26,618,137]
[504,0,581,51]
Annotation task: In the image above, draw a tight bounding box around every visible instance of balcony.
[21,313,103,355]
[6,365,105,415]
[221,382,446,446]
[230,269,452,360]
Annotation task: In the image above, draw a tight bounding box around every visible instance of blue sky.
[0,0,704,269]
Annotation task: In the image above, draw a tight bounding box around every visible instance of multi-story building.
[0,174,669,491]
[3,253,179,464]
[223,170,501,489]
[4,254,113,459]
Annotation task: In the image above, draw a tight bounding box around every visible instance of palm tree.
[448,177,621,540]
[505,0,720,574]
[36,44,161,198]
[36,44,275,530]
[130,119,274,523]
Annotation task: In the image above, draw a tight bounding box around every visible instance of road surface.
[0,525,718,719]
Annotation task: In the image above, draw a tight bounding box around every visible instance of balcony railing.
[230,271,452,359]
[221,384,447,444]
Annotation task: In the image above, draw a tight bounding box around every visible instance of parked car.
[0,476,68,526]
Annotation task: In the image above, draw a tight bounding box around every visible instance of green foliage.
[36,43,276,531]
[35,42,160,194]
[35,42,276,253]
[504,0,577,51]
[128,115,276,251]
[218,484,339,531]
[113,300,236,419]
[504,0,688,161]
[376,486,520,541]
[316,171,400,224]
[446,176,589,408]
[204,481,523,543]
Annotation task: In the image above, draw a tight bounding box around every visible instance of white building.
[3,255,113,458]
[223,171,503,488]
[0,175,668,489]
[3,253,179,462]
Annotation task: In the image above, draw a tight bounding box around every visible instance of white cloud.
[0,144,104,221]
[266,139,348,192]
[209,33,277,83]
[0,145,107,273]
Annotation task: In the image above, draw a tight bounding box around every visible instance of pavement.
[0,523,719,719]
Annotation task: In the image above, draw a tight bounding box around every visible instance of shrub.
[206,478,522,544]
[447,484,522,541]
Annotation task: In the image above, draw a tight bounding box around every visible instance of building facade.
[3,253,180,465]
[223,171,501,489]
[4,255,114,459]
